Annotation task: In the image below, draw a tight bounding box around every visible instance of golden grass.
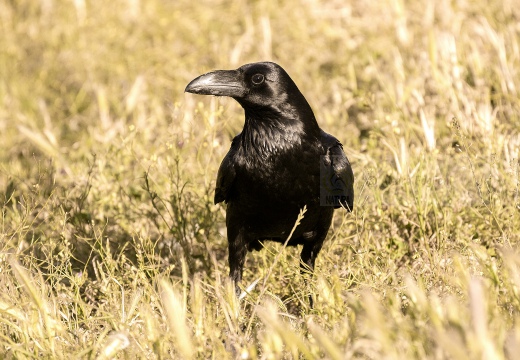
[1,0,520,358]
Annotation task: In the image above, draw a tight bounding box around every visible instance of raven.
[185,62,354,298]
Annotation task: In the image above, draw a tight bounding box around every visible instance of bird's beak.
[185,70,246,98]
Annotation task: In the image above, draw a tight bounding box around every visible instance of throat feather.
[241,117,304,159]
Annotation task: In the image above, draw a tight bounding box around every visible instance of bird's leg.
[301,243,324,272]
[300,248,316,274]
[228,227,248,296]
[300,240,325,308]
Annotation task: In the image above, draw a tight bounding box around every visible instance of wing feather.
[214,137,238,204]
[320,130,354,211]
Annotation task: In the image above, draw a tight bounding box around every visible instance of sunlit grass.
[1,0,519,358]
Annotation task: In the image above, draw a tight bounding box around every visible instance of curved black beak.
[185,70,246,98]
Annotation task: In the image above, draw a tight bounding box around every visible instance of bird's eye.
[251,74,265,85]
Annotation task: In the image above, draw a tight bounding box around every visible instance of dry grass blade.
[159,279,194,359]
[96,331,130,360]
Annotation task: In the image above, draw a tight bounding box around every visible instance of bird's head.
[185,62,315,121]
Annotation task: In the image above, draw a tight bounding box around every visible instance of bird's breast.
[233,145,321,203]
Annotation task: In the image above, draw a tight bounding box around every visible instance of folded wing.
[214,137,238,205]
[320,130,354,211]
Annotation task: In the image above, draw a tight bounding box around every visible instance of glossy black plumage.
[185,62,354,296]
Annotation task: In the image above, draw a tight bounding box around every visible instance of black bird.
[185,62,354,298]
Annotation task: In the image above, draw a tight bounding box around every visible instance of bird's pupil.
[252,74,264,85]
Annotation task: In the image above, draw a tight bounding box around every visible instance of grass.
[1,0,520,358]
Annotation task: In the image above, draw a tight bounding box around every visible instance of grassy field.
[1,0,520,358]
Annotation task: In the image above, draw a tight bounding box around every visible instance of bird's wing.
[320,130,354,211]
[214,136,238,205]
